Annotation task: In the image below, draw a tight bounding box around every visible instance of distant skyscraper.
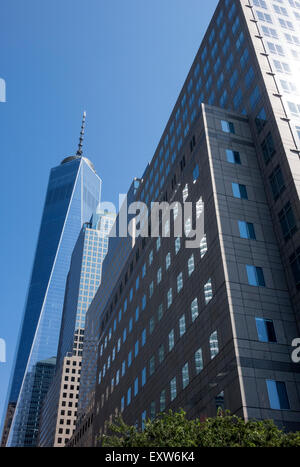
[38,209,115,447]
[4,113,102,447]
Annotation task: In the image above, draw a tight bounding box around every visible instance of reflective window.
[256,318,277,343]
[246,265,266,287]
[266,380,290,410]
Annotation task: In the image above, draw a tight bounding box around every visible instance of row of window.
[133,377,291,430]
[99,271,214,387]
[138,2,259,207]
[118,330,219,414]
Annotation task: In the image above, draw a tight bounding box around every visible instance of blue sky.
[0,0,218,428]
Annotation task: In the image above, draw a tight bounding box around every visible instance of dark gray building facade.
[71,0,300,446]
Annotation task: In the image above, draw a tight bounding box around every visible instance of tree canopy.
[101,409,300,448]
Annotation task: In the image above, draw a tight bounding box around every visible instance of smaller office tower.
[75,179,141,436]
[38,210,115,447]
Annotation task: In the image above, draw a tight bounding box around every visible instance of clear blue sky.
[0,0,218,427]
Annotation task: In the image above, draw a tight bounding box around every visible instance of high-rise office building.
[38,210,115,447]
[69,0,300,447]
[3,113,102,447]
[76,179,141,423]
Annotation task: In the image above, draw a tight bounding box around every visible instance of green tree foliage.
[101,409,300,448]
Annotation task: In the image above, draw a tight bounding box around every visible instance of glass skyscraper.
[4,115,102,446]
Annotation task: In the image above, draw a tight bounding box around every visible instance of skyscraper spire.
[76,111,86,157]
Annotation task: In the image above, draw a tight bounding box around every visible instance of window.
[256,318,277,343]
[236,31,245,49]
[195,348,203,374]
[157,268,162,285]
[266,380,290,410]
[128,351,132,367]
[142,367,146,387]
[160,390,166,411]
[175,237,181,255]
[149,250,153,266]
[149,355,155,376]
[221,120,235,133]
[246,265,266,287]
[210,331,219,359]
[134,377,138,397]
[273,59,291,73]
[141,411,147,431]
[179,315,186,337]
[156,237,161,251]
[167,288,172,309]
[169,329,175,351]
[238,221,256,240]
[177,273,183,293]
[188,255,195,276]
[158,303,164,321]
[278,18,294,31]
[149,317,155,335]
[135,306,139,322]
[158,345,165,364]
[200,235,208,258]
[269,166,285,200]
[262,25,278,39]
[267,41,284,56]
[191,298,199,322]
[204,279,213,304]
[166,252,171,270]
[256,10,272,23]
[135,340,139,357]
[149,281,154,298]
[127,387,132,406]
[193,165,199,182]
[182,363,189,389]
[170,377,177,401]
[142,329,146,347]
[232,183,248,200]
[226,149,241,164]
[279,202,297,240]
